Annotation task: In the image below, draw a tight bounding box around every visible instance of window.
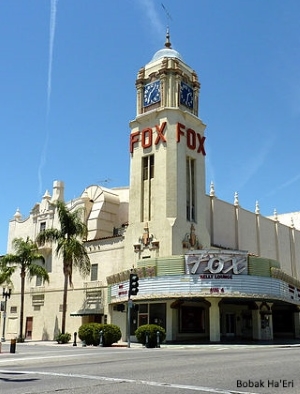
[32,294,45,306]
[39,222,47,246]
[142,155,154,221]
[10,306,17,314]
[149,155,154,179]
[149,303,166,328]
[36,276,42,287]
[186,157,196,221]
[91,264,98,281]
[143,155,154,180]
[143,157,148,180]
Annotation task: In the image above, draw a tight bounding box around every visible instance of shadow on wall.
[53,316,60,341]
[42,325,49,341]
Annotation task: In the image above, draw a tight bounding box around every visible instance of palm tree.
[36,200,90,334]
[0,257,15,286]
[2,237,49,341]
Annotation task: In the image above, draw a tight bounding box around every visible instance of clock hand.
[147,85,156,104]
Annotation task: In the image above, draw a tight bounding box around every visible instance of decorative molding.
[107,266,156,285]
[133,222,159,252]
[182,224,202,250]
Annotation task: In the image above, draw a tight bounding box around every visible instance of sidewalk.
[1,337,300,350]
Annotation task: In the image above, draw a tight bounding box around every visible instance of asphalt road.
[0,342,299,394]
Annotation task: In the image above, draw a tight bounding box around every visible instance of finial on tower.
[165,27,172,48]
[161,3,172,48]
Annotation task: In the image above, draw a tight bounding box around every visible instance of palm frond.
[36,228,61,246]
[27,264,50,283]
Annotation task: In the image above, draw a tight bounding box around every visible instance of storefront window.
[131,303,166,334]
[149,303,166,328]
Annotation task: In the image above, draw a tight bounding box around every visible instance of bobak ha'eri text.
[237,379,294,388]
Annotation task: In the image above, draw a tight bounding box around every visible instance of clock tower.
[126,30,210,262]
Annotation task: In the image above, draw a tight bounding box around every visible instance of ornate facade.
[4,32,300,343]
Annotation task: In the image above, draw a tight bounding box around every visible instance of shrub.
[55,332,71,344]
[78,323,121,347]
[135,324,166,347]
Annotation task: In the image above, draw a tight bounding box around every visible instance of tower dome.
[148,29,183,63]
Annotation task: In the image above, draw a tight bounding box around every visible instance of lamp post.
[1,287,12,342]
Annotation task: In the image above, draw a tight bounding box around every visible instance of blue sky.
[1,0,300,255]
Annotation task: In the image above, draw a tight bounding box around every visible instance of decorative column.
[207,297,222,342]
[160,71,167,107]
[135,66,145,115]
[252,302,261,340]
[175,74,181,107]
[209,182,215,246]
[273,209,279,262]
[290,218,297,278]
[234,192,239,250]
[255,201,261,256]
[192,72,200,117]
[261,302,273,341]
[253,302,273,341]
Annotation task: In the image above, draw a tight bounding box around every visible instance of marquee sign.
[185,250,248,276]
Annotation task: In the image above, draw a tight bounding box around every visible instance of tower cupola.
[135,30,200,117]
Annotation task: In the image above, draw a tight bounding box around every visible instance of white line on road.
[0,351,125,364]
[0,369,259,394]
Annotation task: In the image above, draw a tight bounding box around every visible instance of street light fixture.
[1,287,12,342]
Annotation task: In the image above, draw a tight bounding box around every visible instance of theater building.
[5,32,300,343]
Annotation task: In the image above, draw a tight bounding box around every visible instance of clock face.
[180,82,194,109]
[143,80,161,107]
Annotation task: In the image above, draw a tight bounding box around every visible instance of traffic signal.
[129,273,139,296]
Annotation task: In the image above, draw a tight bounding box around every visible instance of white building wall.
[238,208,258,254]
[207,194,300,279]
[4,181,129,341]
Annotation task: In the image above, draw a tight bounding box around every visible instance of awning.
[70,307,104,316]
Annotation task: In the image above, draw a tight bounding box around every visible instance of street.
[0,342,299,393]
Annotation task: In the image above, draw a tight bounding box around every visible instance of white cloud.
[136,0,165,39]
[38,0,58,196]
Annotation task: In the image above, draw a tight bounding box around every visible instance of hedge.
[78,323,121,346]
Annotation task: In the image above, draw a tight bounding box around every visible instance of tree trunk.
[19,269,25,341]
[61,272,68,334]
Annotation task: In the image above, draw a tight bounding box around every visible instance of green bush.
[78,323,121,347]
[135,324,166,347]
[55,332,71,344]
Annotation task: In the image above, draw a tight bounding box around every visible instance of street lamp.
[1,287,12,342]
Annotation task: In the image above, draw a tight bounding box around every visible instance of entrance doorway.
[225,313,235,337]
[25,317,33,339]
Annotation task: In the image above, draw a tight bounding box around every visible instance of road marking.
[0,369,259,394]
[0,351,126,364]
